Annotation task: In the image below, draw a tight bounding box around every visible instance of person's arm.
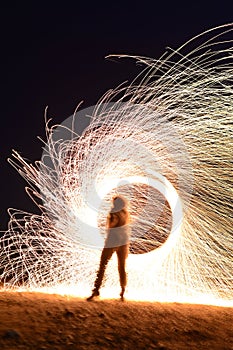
[108,213,119,228]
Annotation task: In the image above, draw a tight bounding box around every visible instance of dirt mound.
[0,292,232,349]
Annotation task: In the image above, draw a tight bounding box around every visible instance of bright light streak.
[0,24,232,307]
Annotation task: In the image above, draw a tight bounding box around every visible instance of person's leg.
[116,244,129,300]
[87,247,114,300]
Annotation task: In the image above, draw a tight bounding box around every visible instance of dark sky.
[1,2,232,231]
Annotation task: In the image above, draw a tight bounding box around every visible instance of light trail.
[0,24,232,306]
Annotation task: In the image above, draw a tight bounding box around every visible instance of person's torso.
[105,210,131,247]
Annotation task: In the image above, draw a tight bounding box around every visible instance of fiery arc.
[0,24,232,306]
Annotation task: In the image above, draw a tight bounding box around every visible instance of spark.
[0,24,232,306]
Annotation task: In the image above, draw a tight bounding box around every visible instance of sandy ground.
[0,292,232,350]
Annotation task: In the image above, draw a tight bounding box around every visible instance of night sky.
[1,2,232,231]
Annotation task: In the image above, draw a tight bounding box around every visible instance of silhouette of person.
[87,195,131,301]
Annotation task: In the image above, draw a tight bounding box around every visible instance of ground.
[0,291,232,349]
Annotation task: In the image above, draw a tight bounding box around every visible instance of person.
[87,195,131,301]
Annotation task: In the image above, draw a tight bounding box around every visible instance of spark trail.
[0,24,232,306]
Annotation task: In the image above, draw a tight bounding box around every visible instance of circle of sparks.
[0,24,232,306]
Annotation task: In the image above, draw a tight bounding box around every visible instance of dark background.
[0,2,232,231]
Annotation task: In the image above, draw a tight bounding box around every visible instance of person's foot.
[86,290,100,301]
